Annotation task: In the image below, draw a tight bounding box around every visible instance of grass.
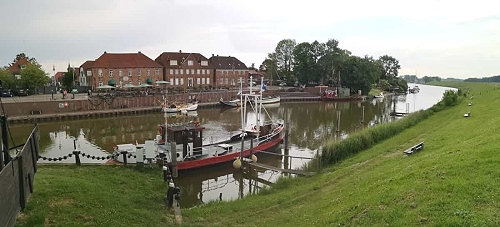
[16,82,500,226]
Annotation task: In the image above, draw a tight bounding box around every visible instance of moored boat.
[113,76,285,171]
[219,98,241,107]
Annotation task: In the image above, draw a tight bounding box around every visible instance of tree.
[19,64,50,91]
[62,67,76,90]
[378,55,400,80]
[0,68,15,89]
[272,39,296,81]
[261,56,279,84]
[11,53,41,68]
[292,42,314,85]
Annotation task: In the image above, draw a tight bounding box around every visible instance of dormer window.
[201,61,208,66]
[20,65,26,69]
[170,60,177,66]
[188,60,194,66]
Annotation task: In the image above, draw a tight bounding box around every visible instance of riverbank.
[17,82,500,226]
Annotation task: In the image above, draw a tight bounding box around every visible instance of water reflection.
[8,84,453,208]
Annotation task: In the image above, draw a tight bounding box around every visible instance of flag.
[53,65,55,71]
[261,83,267,92]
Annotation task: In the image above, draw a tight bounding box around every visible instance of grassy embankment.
[16,82,500,226]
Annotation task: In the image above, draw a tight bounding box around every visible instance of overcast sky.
[1,0,498,79]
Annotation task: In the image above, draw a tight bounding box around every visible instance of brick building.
[81,51,163,90]
[209,55,249,89]
[155,50,212,91]
[8,57,30,79]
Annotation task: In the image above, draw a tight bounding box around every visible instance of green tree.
[0,68,15,89]
[379,55,400,80]
[271,39,296,81]
[261,56,279,83]
[293,42,314,85]
[62,67,76,90]
[19,64,50,91]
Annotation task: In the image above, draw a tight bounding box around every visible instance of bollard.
[73,150,81,166]
[167,182,175,208]
[73,139,81,166]
[121,151,128,166]
[162,166,171,182]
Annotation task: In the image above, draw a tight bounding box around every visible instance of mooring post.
[336,111,341,132]
[361,106,365,123]
[170,142,178,178]
[1,115,10,167]
[73,139,81,166]
[250,137,253,158]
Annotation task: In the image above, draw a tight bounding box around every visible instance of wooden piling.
[336,111,341,132]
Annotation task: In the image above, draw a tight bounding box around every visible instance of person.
[87,90,91,96]
[63,90,67,99]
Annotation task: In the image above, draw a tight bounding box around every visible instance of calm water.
[9,84,454,208]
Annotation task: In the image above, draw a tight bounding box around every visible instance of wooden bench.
[404,142,424,155]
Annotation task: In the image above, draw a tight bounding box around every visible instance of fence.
[0,124,39,227]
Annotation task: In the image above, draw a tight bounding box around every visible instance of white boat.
[219,98,241,107]
[111,76,285,171]
[374,93,384,98]
[163,105,180,113]
[258,96,280,104]
[179,102,198,112]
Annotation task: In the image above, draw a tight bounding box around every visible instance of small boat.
[163,104,180,113]
[252,96,280,104]
[374,93,384,98]
[179,102,198,112]
[219,98,241,107]
[113,76,285,171]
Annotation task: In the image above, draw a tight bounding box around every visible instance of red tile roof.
[8,58,30,74]
[155,51,211,69]
[80,60,95,69]
[209,56,247,70]
[92,52,162,68]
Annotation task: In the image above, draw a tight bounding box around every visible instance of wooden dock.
[246,161,314,177]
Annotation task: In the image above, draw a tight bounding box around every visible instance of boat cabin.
[160,122,205,159]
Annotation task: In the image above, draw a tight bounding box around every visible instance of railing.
[0,124,40,227]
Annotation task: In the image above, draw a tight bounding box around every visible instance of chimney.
[138,51,141,53]
[212,54,214,57]
[179,50,182,53]
[104,51,107,54]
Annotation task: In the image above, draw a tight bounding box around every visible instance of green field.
[16,82,500,226]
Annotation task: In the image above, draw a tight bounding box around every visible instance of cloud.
[1,0,499,78]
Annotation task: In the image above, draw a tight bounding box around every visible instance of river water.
[9,84,455,208]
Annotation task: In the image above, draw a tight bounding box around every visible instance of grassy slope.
[16,82,500,226]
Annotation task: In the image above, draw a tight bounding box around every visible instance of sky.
[1,0,499,79]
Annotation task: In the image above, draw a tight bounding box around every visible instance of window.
[224,70,228,75]
[232,78,235,85]
[186,69,189,75]
[206,70,210,75]
[191,69,194,74]
[201,78,205,84]
[197,69,200,74]
[98,69,103,77]
[188,60,193,66]
[180,78,184,85]
[99,81,103,86]
[175,78,179,85]
[138,80,142,85]
[175,69,178,75]
[170,60,177,66]
[206,78,210,84]
[188,78,193,87]
[138,69,142,76]
[170,78,174,85]
[219,78,223,85]
[128,69,132,77]
[147,69,150,76]
[109,70,113,77]
[87,70,92,76]
[169,69,174,75]
[196,78,200,84]
[180,69,183,74]
[119,70,123,77]
[155,68,159,75]
[225,78,228,84]
[201,60,208,66]
[202,69,205,74]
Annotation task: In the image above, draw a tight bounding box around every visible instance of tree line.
[464,75,500,83]
[261,39,407,95]
[0,53,51,91]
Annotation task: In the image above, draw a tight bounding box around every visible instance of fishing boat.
[112,76,285,171]
[163,102,198,113]
[179,102,198,112]
[163,103,180,113]
[219,98,241,107]
[252,96,280,104]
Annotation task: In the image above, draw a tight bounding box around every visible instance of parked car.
[13,89,29,96]
[1,89,13,97]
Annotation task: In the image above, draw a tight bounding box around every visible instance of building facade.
[8,57,30,79]
[209,55,249,89]
[155,50,212,91]
[80,51,163,90]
